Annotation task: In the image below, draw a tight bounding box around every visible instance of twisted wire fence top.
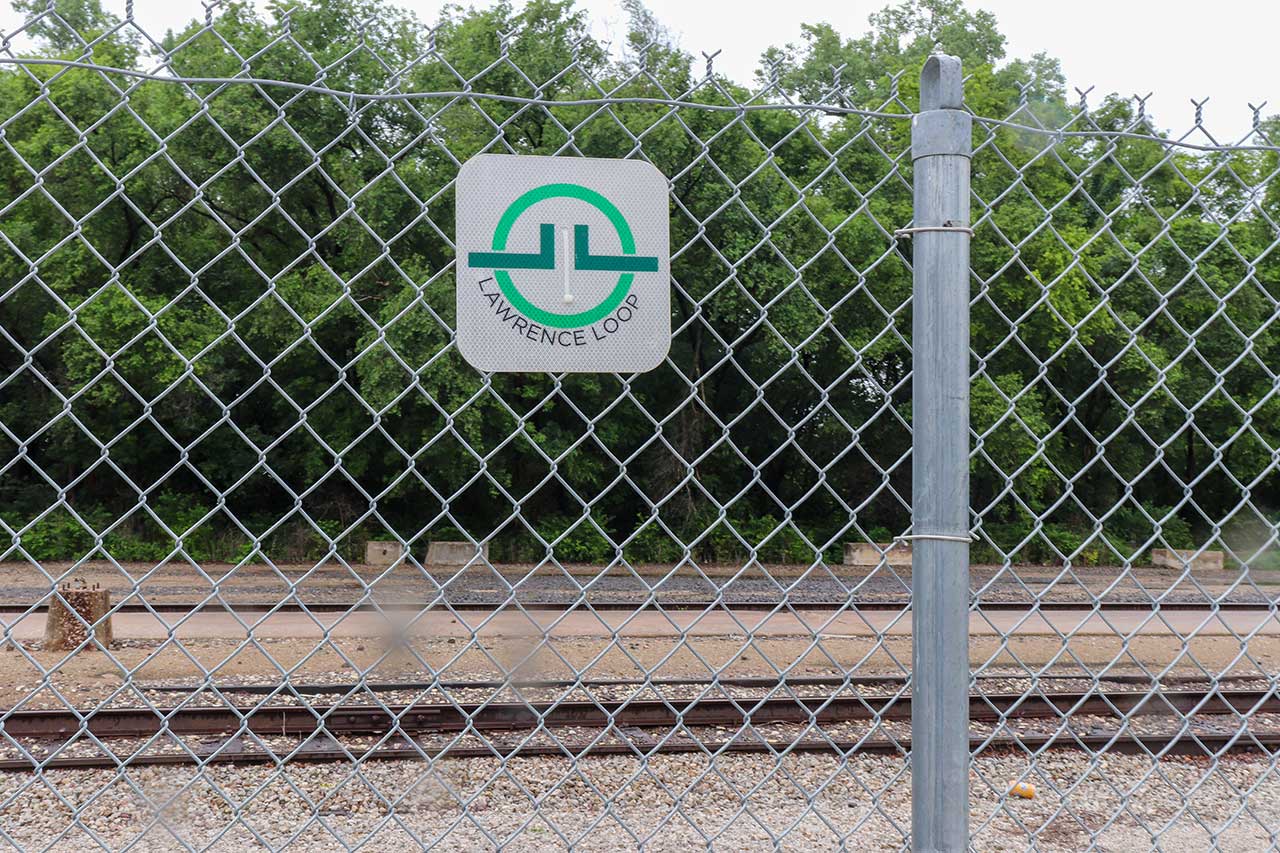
[3,0,1279,144]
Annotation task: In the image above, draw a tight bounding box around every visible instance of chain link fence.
[0,1,1278,849]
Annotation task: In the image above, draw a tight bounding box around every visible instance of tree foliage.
[1,0,1276,567]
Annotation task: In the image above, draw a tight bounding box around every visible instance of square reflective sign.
[455,154,671,373]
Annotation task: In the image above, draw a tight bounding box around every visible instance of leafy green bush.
[3,509,95,561]
[866,527,893,544]
[624,518,685,563]
[3,496,360,565]
[536,515,614,563]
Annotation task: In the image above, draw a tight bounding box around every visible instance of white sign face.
[455,154,670,373]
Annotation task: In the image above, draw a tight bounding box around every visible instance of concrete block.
[844,541,912,567]
[426,540,489,565]
[45,584,112,650]
[365,540,406,566]
[1151,548,1226,573]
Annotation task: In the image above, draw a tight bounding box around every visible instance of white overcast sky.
[2,0,1276,140]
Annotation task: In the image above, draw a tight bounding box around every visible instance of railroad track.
[131,672,1276,695]
[2,687,1275,770]
[7,731,1277,771]
[3,689,1275,738]
[7,688,1277,738]
[1,599,1276,615]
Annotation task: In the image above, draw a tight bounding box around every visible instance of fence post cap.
[921,54,963,110]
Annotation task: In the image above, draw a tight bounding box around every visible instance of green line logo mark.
[467,183,659,329]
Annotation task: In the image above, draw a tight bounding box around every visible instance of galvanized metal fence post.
[909,54,972,852]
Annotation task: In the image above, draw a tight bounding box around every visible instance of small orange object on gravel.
[1009,780,1036,799]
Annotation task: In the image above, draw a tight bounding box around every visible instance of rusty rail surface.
[3,730,1278,772]
[2,689,1275,739]
[1,600,1276,616]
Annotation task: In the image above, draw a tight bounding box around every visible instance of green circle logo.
[471,182,658,329]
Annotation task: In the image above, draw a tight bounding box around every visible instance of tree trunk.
[43,587,112,651]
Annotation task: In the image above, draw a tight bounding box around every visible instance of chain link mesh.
[966,82,1280,850]
[0,2,1276,850]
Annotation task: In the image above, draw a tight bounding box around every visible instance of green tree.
[1,0,1275,569]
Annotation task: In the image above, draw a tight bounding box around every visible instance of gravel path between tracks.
[0,749,1275,851]
[4,629,1280,710]
[6,560,1278,609]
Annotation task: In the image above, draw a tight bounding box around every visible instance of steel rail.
[2,689,1274,740]
[131,672,1274,695]
[1,600,1275,615]
[2,730,1278,772]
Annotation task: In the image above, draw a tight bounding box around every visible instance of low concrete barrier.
[843,542,912,567]
[365,540,405,566]
[1151,548,1226,573]
[426,541,489,565]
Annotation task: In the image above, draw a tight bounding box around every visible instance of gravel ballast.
[0,750,1275,851]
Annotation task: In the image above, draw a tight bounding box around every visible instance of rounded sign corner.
[454,333,494,374]
[631,159,670,188]
[632,340,670,374]
[458,152,504,171]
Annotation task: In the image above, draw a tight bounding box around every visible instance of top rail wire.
[2,56,1279,152]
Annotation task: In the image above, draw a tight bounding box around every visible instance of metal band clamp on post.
[894,533,974,544]
[893,222,974,240]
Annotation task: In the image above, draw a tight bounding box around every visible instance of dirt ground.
[0,622,1276,709]
[0,557,1275,707]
